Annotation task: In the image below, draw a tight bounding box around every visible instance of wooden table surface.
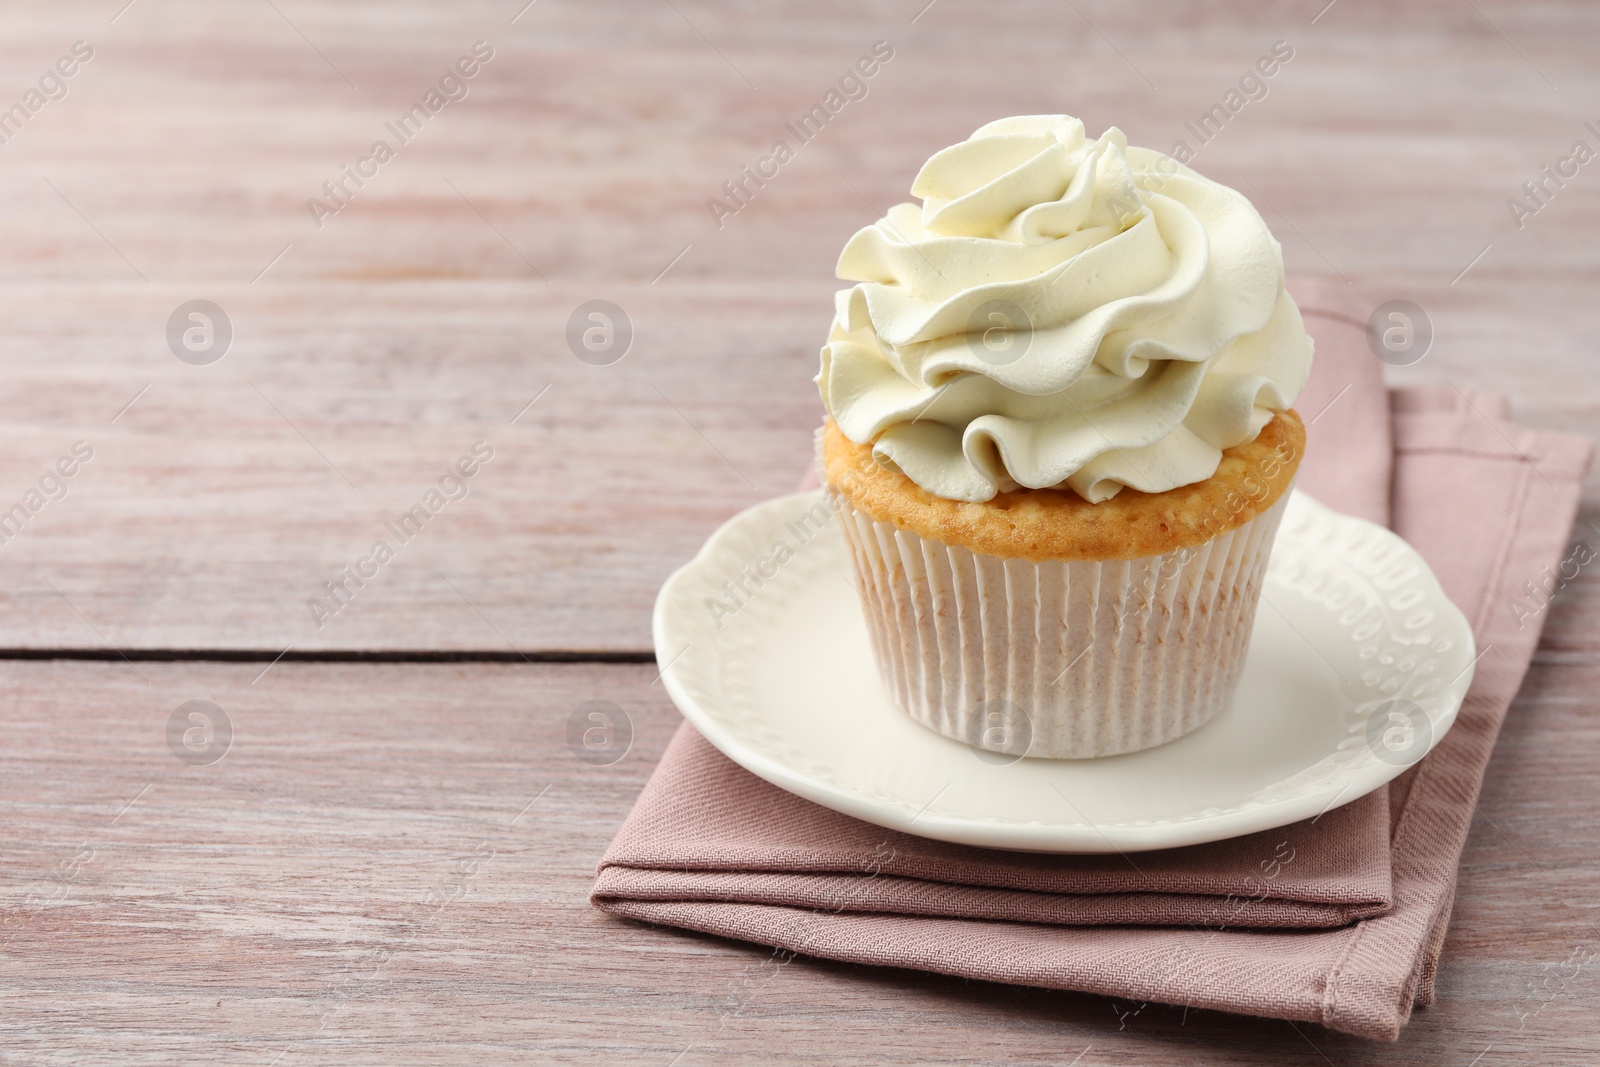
[3,0,1598,1062]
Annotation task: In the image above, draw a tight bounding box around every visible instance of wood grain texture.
[0,0,1595,650]
[4,0,1600,1060]
[1,660,1597,1065]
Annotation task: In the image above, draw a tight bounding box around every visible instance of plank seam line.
[0,648,657,664]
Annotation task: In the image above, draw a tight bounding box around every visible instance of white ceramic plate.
[653,490,1476,853]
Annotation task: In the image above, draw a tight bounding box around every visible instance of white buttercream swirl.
[816,114,1313,503]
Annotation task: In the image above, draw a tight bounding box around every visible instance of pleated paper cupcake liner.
[828,487,1292,759]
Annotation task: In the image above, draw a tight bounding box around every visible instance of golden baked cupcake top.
[823,408,1304,562]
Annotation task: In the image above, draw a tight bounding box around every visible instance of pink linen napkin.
[593,280,1594,1040]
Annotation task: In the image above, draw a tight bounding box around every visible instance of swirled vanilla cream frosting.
[816,114,1313,503]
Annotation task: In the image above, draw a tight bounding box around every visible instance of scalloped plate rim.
[652,489,1475,853]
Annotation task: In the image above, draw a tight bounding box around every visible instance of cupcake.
[816,115,1312,759]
